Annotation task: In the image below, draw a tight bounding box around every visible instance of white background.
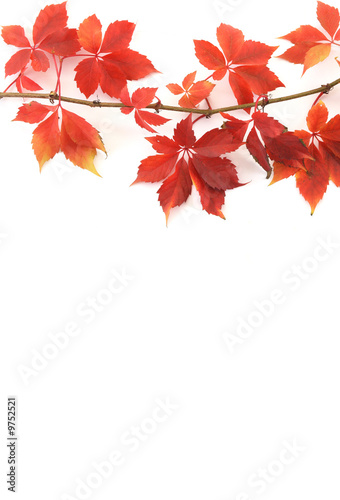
[1,0,340,499]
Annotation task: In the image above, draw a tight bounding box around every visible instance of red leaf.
[33,2,68,45]
[228,71,253,111]
[135,110,169,132]
[317,1,340,38]
[103,49,157,80]
[193,39,226,73]
[295,146,329,214]
[246,126,271,172]
[188,159,226,219]
[131,87,158,109]
[133,114,244,221]
[252,111,286,138]
[100,21,135,53]
[157,156,192,224]
[279,25,328,44]
[232,40,278,65]
[120,86,169,132]
[19,75,43,91]
[96,58,127,98]
[220,113,250,141]
[319,142,340,186]
[30,49,50,72]
[190,155,241,190]
[75,17,157,98]
[195,23,283,105]
[74,58,102,98]
[173,115,196,148]
[319,113,340,142]
[265,132,313,164]
[146,135,180,154]
[39,28,80,56]
[119,85,133,114]
[234,65,284,95]
[13,101,55,124]
[32,111,60,169]
[193,127,242,156]
[5,49,31,76]
[133,153,179,184]
[1,25,30,47]
[216,24,244,61]
[183,80,214,102]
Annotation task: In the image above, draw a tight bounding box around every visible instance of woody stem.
[0,77,340,115]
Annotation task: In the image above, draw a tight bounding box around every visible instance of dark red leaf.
[157,156,192,224]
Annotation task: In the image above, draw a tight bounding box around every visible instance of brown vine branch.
[0,78,339,116]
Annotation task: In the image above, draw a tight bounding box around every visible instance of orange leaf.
[32,111,60,170]
[1,25,30,47]
[306,101,328,132]
[317,1,340,38]
[295,147,329,214]
[303,43,331,73]
[269,161,301,185]
[77,14,102,53]
[60,108,106,176]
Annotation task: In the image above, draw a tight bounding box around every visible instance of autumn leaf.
[278,1,339,73]
[304,101,340,185]
[194,23,284,110]
[13,101,55,124]
[221,110,312,176]
[1,2,80,84]
[270,100,340,213]
[60,108,106,175]
[166,71,215,108]
[295,144,329,214]
[13,102,106,175]
[132,114,243,223]
[74,15,158,98]
[119,86,170,133]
